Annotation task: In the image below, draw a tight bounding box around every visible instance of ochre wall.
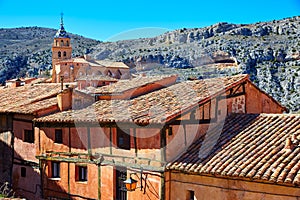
[245,82,285,114]
[166,172,300,200]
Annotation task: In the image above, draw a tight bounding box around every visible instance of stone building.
[32,74,294,200]
[0,82,70,199]
[51,16,130,83]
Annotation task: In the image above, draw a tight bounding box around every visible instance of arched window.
[63,51,67,57]
[58,51,61,58]
[66,40,69,46]
[60,40,64,46]
[56,40,58,46]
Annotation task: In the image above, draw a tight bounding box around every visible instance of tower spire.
[54,13,70,38]
[60,12,64,27]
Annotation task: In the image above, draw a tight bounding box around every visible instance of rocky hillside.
[89,16,300,112]
[0,27,100,83]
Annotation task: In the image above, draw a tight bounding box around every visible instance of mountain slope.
[89,16,300,112]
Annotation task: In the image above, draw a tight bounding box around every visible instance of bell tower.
[52,13,72,82]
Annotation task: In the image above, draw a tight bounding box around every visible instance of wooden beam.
[160,127,166,163]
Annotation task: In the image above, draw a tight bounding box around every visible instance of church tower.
[52,14,72,82]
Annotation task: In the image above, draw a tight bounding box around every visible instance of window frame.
[117,127,130,150]
[24,129,34,143]
[54,129,63,144]
[76,165,88,182]
[51,162,60,178]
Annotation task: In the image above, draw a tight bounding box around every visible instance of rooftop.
[84,75,177,95]
[167,113,300,186]
[0,83,62,115]
[35,74,249,125]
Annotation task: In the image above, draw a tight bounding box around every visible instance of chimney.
[285,137,292,149]
[57,87,73,111]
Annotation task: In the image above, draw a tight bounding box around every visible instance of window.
[66,40,69,46]
[116,168,127,200]
[186,190,195,200]
[55,129,63,144]
[117,127,130,150]
[24,130,34,143]
[76,165,87,182]
[21,167,26,177]
[58,51,61,58]
[60,40,64,46]
[168,126,173,136]
[63,51,67,57]
[51,162,60,178]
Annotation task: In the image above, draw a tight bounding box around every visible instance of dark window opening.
[51,162,60,178]
[116,168,127,200]
[21,167,26,177]
[168,126,173,136]
[55,129,63,144]
[76,165,87,182]
[58,51,61,58]
[63,51,67,57]
[24,130,34,143]
[187,190,195,200]
[60,40,64,46]
[117,127,130,150]
[66,40,69,46]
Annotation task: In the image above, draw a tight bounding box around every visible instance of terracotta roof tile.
[167,113,300,186]
[0,83,61,114]
[93,75,178,94]
[35,74,248,124]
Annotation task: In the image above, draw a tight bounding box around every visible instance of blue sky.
[0,0,299,41]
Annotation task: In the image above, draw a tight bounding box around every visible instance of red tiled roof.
[0,83,62,114]
[93,75,178,94]
[35,75,249,124]
[167,113,300,186]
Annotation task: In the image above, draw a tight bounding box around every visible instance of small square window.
[55,129,63,144]
[21,167,26,177]
[24,130,34,143]
[76,165,87,182]
[51,162,60,178]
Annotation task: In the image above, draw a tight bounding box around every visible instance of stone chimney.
[57,87,73,111]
